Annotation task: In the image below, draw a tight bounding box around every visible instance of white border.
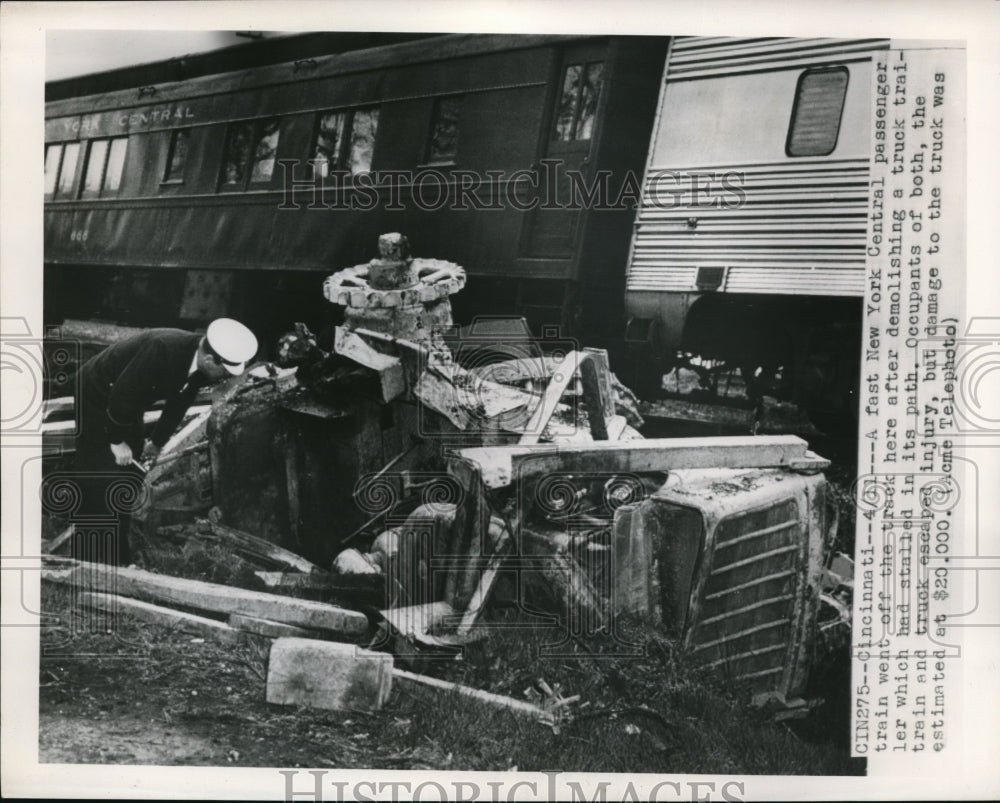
[3,1,999,799]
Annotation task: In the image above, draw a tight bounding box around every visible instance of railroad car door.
[521,42,608,261]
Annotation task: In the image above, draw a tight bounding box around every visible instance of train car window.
[347,109,379,174]
[313,106,380,177]
[314,112,347,177]
[222,123,253,189]
[786,67,849,157]
[52,142,80,199]
[79,136,128,198]
[81,139,110,197]
[104,137,127,192]
[163,128,190,183]
[221,122,254,188]
[554,61,604,141]
[220,117,282,191]
[44,144,63,196]
[426,96,462,163]
[250,119,281,182]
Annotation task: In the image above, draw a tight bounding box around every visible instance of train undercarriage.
[624,293,862,432]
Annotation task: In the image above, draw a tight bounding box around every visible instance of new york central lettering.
[118,105,195,129]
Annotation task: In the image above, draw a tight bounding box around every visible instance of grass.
[396,616,863,775]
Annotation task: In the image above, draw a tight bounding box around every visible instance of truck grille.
[687,499,804,690]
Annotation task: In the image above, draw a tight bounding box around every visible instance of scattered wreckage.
[43,233,853,723]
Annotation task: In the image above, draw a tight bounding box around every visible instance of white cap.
[206,318,257,375]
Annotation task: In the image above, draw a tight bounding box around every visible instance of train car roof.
[46,31,602,117]
[46,32,437,102]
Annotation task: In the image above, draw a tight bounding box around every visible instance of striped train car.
[624,36,892,417]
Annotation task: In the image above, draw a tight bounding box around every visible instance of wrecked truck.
[119,233,851,710]
[371,435,844,710]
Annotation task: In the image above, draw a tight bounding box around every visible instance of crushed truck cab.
[437,436,846,703]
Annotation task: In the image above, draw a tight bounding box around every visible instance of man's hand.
[140,439,161,464]
[110,442,133,467]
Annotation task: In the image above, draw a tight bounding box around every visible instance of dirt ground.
[39,585,450,770]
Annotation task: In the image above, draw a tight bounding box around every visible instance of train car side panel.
[623,37,888,412]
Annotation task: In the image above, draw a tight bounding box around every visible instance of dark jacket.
[77,328,204,449]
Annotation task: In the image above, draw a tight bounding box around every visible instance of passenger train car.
[44,33,668,350]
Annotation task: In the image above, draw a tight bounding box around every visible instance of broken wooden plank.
[80,591,243,645]
[266,638,394,711]
[254,571,381,593]
[518,350,588,445]
[41,566,78,582]
[579,351,610,441]
[583,347,615,421]
[452,435,825,488]
[205,522,321,574]
[392,669,555,725]
[41,555,78,568]
[49,564,368,637]
[253,571,385,607]
[255,571,328,589]
[228,613,324,640]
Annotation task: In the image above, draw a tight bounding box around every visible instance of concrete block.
[266,638,394,711]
